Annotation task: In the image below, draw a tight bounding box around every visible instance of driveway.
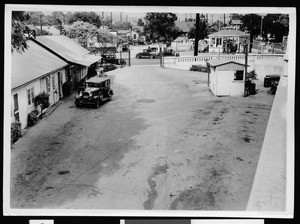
[10,65,274,210]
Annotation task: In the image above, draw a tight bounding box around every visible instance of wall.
[11,79,41,129]
[163,54,284,80]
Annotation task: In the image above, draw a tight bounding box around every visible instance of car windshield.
[87,82,99,88]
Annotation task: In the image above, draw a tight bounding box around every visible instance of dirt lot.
[10,65,274,210]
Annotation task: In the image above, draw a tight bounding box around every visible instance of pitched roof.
[175,21,195,33]
[174,36,189,42]
[34,35,100,66]
[207,59,246,67]
[208,29,249,37]
[11,40,68,90]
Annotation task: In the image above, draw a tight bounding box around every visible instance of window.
[27,87,34,105]
[234,70,244,81]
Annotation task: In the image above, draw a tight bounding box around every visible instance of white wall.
[11,79,41,129]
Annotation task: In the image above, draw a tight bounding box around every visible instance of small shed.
[206,59,248,96]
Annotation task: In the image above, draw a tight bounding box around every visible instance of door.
[217,71,231,96]
[13,93,20,122]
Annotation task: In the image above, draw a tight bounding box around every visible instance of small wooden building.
[206,59,247,96]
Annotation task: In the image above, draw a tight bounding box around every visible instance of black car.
[136,49,158,59]
[75,76,113,108]
[101,53,126,65]
[157,50,180,57]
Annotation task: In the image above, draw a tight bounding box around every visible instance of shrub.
[11,121,22,144]
[27,110,39,127]
[62,81,73,96]
[247,70,258,81]
[102,63,117,72]
[34,92,50,113]
[189,65,210,73]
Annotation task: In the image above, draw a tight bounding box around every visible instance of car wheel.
[150,55,153,59]
[95,99,100,108]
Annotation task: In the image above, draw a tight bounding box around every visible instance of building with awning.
[11,40,69,129]
[33,35,101,88]
[208,29,250,53]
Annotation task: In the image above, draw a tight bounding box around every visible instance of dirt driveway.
[10,65,274,210]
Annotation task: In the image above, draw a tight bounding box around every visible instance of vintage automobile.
[101,53,126,65]
[135,49,158,59]
[157,49,180,57]
[75,76,113,108]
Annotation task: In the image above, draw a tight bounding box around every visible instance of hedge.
[189,65,210,73]
[11,121,22,144]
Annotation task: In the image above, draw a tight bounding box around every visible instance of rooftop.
[86,76,110,83]
[34,35,100,66]
[208,29,249,37]
[207,58,246,67]
[11,40,68,90]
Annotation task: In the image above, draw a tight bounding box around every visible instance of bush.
[247,70,258,81]
[189,65,210,73]
[27,110,39,127]
[11,121,22,144]
[102,63,117,72]
[34,92,50,113]
[62,81,73,96]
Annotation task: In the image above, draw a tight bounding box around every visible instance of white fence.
[162,54,284,80]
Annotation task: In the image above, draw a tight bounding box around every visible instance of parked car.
[157,49,180,57]
[135,49,158,59]
[75,76,113,108]
[101,53,126,65]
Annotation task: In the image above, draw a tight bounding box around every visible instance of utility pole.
[224,13,226,25]
[40,14,42,36]
[194,13,200,56]
[111,12,113,29]
[102,12,104,29]
[243,43,248,96]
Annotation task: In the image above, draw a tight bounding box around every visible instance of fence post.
[128,49,131,66]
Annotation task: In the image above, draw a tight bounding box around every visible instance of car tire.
[150,55,153,59]
[95,99,100,108]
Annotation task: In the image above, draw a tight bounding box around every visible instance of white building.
[11,40,69,129]
[207,59,247,96]
[171,36,192,52]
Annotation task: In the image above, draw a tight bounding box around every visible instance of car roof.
[86,76,110,83]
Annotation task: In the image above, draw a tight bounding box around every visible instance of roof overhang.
[71,54,101,67]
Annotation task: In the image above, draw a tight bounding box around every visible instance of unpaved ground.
[10,65,274,210]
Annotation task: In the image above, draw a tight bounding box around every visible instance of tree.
[137,18,144,26]
[68,12,101,28]
[230,13,243,20]
[262,14,289,42]
[11,11,30,53]
[66,21,99,47]
[206,21,222,35]
[24,11,46,26]
[240,14,261,52]
[144,13,178,42]
[187,14,208,39]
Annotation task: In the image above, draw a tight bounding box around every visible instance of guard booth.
[206,59,248,96]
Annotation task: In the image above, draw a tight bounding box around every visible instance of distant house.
[228,19,243,30]
[206,59,248,96]
[175,21,195,36]
[208,29,250,53]
[171,36,192,51]
[32,35,100,89]
[11,40,69,129]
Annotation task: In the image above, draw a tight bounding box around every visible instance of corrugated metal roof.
[208,30,249,37]
[207,59,246,67]
[11,40,68,90]
[35,35,99,66]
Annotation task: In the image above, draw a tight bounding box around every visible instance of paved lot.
[10,65,274,210]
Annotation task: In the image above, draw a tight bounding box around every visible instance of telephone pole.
[194,13,200,56]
